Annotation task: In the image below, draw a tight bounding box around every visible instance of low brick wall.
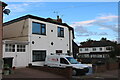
[29,66,72,80]
[93,62,119,73]
[106,62,119,70]
[92,64,107,73]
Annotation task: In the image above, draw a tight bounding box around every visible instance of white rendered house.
[78,41,114,59]
[2,15,74,67]
[79,46,113,53]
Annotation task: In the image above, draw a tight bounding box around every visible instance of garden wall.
[93,62,119,73]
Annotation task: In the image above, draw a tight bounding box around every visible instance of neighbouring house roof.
[79,41,116,48]
[3,14,74,38]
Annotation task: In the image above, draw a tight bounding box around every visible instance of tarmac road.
[72,69,120,80]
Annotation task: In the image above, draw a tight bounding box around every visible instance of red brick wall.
[93,64,107,73]
[0,1,3,58]
[107,62,119,70]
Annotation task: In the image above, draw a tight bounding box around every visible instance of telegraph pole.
[0,1,7,79]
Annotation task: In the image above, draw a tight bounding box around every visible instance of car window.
[66,57,79,64]
[60,58,69,64]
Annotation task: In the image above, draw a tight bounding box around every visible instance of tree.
[100,37,107,41]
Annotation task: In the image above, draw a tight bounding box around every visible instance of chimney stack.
[57,15,62,23]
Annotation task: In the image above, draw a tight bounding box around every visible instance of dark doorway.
[3,57,13,68]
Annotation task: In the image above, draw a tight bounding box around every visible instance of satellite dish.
[3,9,10,15]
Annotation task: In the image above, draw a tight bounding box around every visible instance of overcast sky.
[3,1,118,45]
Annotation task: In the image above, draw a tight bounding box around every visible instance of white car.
[44,53,89,76]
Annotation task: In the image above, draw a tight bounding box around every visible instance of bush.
[3,64,10,70]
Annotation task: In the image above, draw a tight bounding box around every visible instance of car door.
[60,58,69,68]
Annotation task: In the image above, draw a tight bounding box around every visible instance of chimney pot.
[57,15,59,19]
[57,15,62,23]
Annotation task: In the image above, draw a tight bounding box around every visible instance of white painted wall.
[2,41,29,68]
[29,19,71,65]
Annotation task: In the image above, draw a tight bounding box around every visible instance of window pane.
[60,58,69,64]
[41,27,45,34]
[32,22,40,34]
[32,22,46,35]
[99,48,102,51]
[32,50,46,62]
[58,27,61,37]
[57,27,64,37]
[5,44,15,52]
[61,30,64,37]
[17,44,26,52]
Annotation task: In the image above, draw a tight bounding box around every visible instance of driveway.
[2,68,66,80]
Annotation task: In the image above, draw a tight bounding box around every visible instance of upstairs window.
[92,48,96,51]
[85,48,88,51]
[80,49,82,51]
[106,46,113,50]
[99,48,102,51]
[32,22,46,35]
[58,27,64,37]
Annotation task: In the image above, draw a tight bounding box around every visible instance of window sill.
[32,33,47,36]
[32,60,45,62]
[58,36,64,38]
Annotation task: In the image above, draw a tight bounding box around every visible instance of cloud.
[72,15,118,32]
[99,27,108,30]
[76,32,108,37]
[71,14,118,37]
[72,20,95,26]
[74,26,88,34]
[6,3,30,12]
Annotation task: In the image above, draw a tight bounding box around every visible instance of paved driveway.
[2,68,66,79]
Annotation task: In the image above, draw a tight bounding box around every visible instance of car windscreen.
[66,57,79,64]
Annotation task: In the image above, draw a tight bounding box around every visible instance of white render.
[3,15,74,67]
[79,46,112,53]
[2,40,29,68]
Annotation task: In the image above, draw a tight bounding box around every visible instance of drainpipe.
[69,29,72,56]
[0,1,7,79]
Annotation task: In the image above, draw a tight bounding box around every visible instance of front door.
[15,44,27,67]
